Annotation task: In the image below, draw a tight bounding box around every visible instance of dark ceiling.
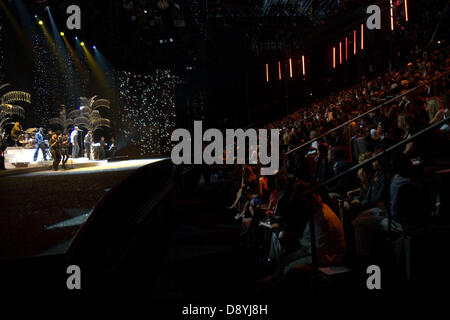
[24,0,375,72]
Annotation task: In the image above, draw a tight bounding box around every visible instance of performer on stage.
[44,129,53,160]
[70,126,80,159]
[60,132,69,169]
[50,132,61,171]
[99,136,107,160]
[11,122,23,146]
[44,129,53,142]
[0,131,7,170]
[108,137,117,159]
[84,131,93,160]
[33,128,48,162]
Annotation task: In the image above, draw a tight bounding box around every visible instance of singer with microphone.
[70,126,82,159]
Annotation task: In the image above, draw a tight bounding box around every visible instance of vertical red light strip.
[390,0,394,31]
[361,24,364,50]
[333,47,336,69]
[278,61,281,80]
[354,30,357,54]
[266,63,269,82]
[302,55,306,76]
[339,41,342,64]
[289,58,293,78]
[345,37,348,61]
[405,0,409,22]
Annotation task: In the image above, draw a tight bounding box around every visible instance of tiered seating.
[225,46,450,293]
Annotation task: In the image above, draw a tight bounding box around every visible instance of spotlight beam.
[81,44,111,95]
[61,34,89,81]
[0,0,32,53]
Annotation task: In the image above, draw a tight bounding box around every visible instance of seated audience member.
[397,113,418,157]
[313,143,334,183]
[235,194,259,220]
[356,152,374,196]
[264,184,279,216]
[364,128,381,152]
[344,156,388,215]
[327,146,356,197]
[352,156,431,257]
[264,192,346,285]
[292,150,313,182]
[426,99,444,125]
[258,175,270,204]
[307,130,320,155]
[266,178,292,261]
[228,165,257,211]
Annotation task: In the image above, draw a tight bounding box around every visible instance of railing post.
[309,210,318,295]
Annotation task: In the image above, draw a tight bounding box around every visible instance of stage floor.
[0,158,167,260]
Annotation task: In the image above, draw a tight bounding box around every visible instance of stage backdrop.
[116,69,179,156]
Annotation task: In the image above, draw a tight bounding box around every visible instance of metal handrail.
[285,68,450,156]
[307,116,450,194]
[307,116,450,286]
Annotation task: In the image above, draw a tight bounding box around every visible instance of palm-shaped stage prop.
[49,105,74,134]
[0,83,31,132]
[69,96,111,132]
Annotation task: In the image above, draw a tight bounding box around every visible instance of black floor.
[152,176,263,302]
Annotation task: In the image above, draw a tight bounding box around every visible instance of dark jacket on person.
[327,160,356,195]
[272,189,291,223]
[390,174,431,225]
[361,171,388,207]
[314,158,334,183]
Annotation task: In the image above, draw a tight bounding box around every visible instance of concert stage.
[0,158,167,260]
[3,146,109,171]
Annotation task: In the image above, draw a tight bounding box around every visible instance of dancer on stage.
[60,132,69,169]
[10,122,23,146]
[84,131,93,160]
[50,132,61,171]
[70,126,80,159]
[108,137,117,158]
[0,131,7,170]
[33,128,48,162]
[99,136,107,160]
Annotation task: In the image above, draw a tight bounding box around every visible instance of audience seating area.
[224,45,450,295]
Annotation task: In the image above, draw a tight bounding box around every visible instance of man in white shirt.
[70,126,80,159]
[307,130,319,155]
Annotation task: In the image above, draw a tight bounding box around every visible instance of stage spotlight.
[38,20,43,25]
[93,45,96,49]
[302,55,306,76]
[75,36,78,40]
[390,0,394,31]
[405,0,409,22]
[80,42,85,46]
[34,15,38,18]
[278,61,281,80]
[289,58,293,78]
[60,32,64,36]
[333,47,336,69]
